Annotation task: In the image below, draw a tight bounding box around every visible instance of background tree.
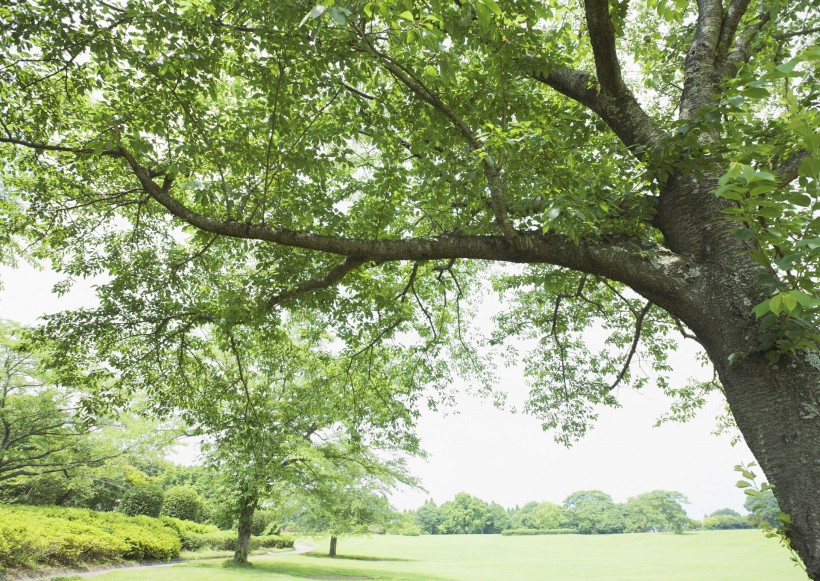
[438,493,492,534]
[745,488,783,528]
[563,490,625,535]
[1,0,819,574]
[623,490,690,533]
[415,499,443,535]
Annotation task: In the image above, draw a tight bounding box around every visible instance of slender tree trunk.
[233,494,257,565]
[329,535,338,558]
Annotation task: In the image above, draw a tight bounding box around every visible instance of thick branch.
[680,0,724,120]
[530,66,665,151]
[776,150,810,185]
[0,136,122,157]
[582,0,625,95]
[266,256,369,309]
[117,146,689,307]
[716,0,753,65]
[721,11,770,78]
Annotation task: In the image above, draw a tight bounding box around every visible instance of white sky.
[0,262,757,519]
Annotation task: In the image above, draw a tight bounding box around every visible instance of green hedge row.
[0,505,292,573]
[501,528,579,536]
[181,529,294,552]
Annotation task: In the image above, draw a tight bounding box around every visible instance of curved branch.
[607,300,653,392]
[530,66,665,152]
[113,146,691,306]
[721,11,771,78]
[266,256,369,309]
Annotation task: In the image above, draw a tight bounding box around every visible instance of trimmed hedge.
[0,504,295,573]
[0,505,181,572]
[501,528,579,536]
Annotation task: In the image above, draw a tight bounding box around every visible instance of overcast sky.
[0,262,757,518]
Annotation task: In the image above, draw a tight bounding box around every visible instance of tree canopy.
[0,0,818,575]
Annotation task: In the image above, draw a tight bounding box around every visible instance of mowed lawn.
[93,530,809,581]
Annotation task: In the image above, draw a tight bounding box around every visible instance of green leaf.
[299,5,327,27]
[736,480,752,488]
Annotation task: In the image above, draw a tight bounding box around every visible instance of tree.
[563,490,624,534]
[0,321,121,484]
[1,0,819,574]
[623,490,690,533]
[415,499,443,535]
[510,501,566,530]
[745,488,782,527]
[295,469,398,557]
[438,493,492,534]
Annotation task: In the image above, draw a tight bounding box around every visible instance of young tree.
[1,0,819,574]
[295,466,400,557]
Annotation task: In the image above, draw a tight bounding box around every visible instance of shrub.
[161,486,205,522]
[119,484,164,517]
[702,515,751,530]
[251,509,280,536]
[0,504,182,572]
[501,528,579,536]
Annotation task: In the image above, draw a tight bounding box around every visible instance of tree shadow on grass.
[245,559,454,581]
[303,551,416,562]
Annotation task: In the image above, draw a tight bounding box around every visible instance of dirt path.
[7,542,317,580]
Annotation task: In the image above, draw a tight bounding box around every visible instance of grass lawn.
[92,530,809,580]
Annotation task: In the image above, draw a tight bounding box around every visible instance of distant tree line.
[408,490,767,535]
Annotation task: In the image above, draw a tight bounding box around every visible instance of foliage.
[508,501,567,531]
[562,490,625,535]
[161,485,205,523]
[735,462,807,574]
[0,321,115,485]
[251,508,280,536]
[623,491,690,533]
[414,499,442,535]
[702,515,751,530]
[437,493,493,534]
[1,0,820,571]
[0,504,183,571]
[118,483,165,517]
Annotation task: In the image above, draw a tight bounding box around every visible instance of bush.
[161,486,205,522]
[119,484,164,517]
[501,528,579,536]
[702,515,751,530]
[251,509,280,536]
[0,505,183,572]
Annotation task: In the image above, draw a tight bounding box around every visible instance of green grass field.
[92,530,809,581]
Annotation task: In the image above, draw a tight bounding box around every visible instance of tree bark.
[329,535,338,558]
[650,176,820,578]
[233,494,257,565]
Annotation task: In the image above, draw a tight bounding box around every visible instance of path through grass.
[93,530,808,580]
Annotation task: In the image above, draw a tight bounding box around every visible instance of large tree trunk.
[651,176,820,578]
[233,495,257,565]
[329,535,338,558]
